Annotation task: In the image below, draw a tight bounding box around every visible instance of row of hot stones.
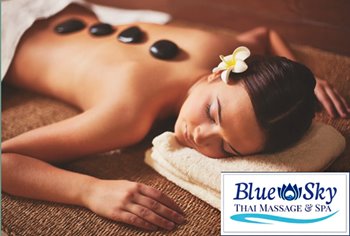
[54,18,179,60]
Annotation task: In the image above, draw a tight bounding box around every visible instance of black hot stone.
[149,40,179,60]
[54,19,86,34]
[89,23,114,36]
[118,26,143,43]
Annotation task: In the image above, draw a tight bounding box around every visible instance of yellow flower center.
[220,55,236,68]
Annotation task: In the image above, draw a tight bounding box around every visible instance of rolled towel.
[144,122,345,210]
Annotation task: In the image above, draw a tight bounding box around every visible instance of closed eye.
[205,104,216,123]
[216,96,243,157]
[206,103,237,157]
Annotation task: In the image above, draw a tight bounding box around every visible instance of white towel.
[1,0,171,80]
[144,122,345,210]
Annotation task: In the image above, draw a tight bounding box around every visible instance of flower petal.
[220,54,233,64]
[212,62,227,72]
[223,55,233,62]
[232,60,248,73]
[218,61,227,69]
[219,55,226,63]
[220,70,230,84]
[212,67,220,73]
[232,46,250,61]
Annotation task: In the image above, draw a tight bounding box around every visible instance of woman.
[2,4,349,231]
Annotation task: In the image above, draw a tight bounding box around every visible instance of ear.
[207,71,221,82]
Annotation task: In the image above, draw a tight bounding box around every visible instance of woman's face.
[174,74,266,158]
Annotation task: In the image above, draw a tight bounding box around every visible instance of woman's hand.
[314,78,350,118]
[85,179,185,231]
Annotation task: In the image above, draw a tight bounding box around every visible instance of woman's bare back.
[3,4,255,162]
[6,4,240,113]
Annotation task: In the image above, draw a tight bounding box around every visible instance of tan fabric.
[2,21,350,235]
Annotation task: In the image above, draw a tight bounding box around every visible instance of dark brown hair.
[232,55,317,153]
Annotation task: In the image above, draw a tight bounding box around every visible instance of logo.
[278,184,302,201]
[221,173,349,235]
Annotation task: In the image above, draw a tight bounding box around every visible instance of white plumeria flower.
[212,46,250,83]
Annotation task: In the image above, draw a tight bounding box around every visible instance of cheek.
[179,95,205,123]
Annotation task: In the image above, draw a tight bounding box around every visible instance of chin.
[195,148,227,159]
[204,155,222,159]
[200,151,224,159]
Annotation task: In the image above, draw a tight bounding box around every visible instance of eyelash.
[205,104,216,123]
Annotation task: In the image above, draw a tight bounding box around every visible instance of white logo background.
[221,172,349,235]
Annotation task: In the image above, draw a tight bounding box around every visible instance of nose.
[193,124,219,146]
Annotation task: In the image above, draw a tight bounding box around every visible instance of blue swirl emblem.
[231,211,338,224]
[278,183,302,201]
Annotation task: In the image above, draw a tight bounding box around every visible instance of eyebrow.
[216,96,243,157]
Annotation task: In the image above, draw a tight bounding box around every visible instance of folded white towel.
[144,122,345,210]
[1,0,171,80]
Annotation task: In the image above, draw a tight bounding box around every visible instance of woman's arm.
[2,103,148,162]
[237,27,350,118]
[2,104,184,231]
[2,152,94,207]
[2,153,184,231]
